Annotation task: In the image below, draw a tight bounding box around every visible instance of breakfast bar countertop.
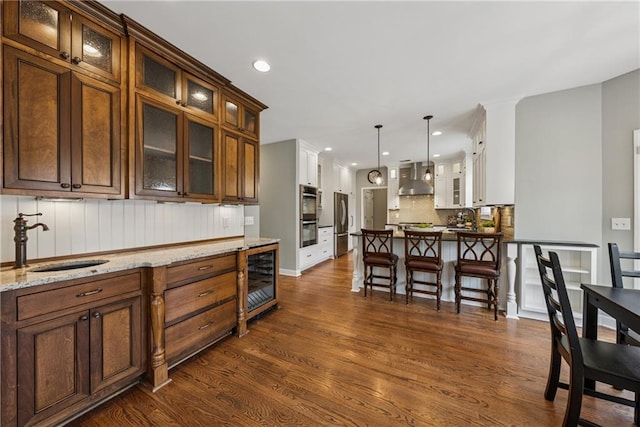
[0,237,279,292]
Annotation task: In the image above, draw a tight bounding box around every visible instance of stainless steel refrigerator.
[334,192,349,257]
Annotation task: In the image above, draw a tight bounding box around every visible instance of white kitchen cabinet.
[518,244,597,325]
[334,163,353,195]
[434,156,466,209]
[470,102,515,206]
[387,166,399,210]
[299,143,319,187]
[316,226,334,263]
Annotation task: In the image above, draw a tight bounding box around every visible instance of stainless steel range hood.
[398,162,434,196]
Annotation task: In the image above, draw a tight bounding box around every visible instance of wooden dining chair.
[454,231,503,320]
[609,242,640,346]
[404,230,443,309]
[361,229,399,301]
[534,245,640,426]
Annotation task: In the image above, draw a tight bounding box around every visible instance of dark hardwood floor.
[72,252,634,426]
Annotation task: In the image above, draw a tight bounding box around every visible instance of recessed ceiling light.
[433,154,441,158]
[351,162,358,166]
[432,131,442,136]
[324,147,332,151]
[252,59,271,72]
[382,151,390,156]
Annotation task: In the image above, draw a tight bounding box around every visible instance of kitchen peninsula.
[351,230,598,322]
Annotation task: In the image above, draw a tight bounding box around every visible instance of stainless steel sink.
[31,260,109,272]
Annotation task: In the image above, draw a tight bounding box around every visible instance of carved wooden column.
[351,234,363,292]
[236,249,249,337]
[147,267,171,391]
[505,242,519,319]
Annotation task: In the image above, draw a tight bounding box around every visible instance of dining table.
[581,283,640,391]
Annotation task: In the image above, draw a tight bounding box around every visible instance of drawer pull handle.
[77,288,102,297]
[198,291,213,298]
[197,265,212,271]
[198,322,212,330]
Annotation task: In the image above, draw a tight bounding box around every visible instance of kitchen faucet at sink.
[458,208,478,231]
[13,213,49,269]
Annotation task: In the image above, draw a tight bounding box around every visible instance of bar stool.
[361,229,398,301]
[454,231,503,320]
[404,230,444,309]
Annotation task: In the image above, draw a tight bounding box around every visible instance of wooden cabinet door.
[135,95,184,198]
[3,46,72,191]
[184,114,219,201]
[242,138,259,203]
[3,1,72,61]
[89,297,143,394]
[71,73,121,195]
[16,310,90,427]
[221,130,241,202]
[71,13,121,82]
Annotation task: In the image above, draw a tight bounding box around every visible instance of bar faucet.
[459,208,478,231]
[14,213,49,269]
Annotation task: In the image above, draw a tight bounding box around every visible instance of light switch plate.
[244,216,254,226]
[612,217,631,230]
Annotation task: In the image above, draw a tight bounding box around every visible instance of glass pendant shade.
[423,115,433,182]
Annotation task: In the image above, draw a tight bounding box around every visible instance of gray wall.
[259,140,297,271]
[515,69,640,283]
[515,84,603,246]
[601,69,640,280]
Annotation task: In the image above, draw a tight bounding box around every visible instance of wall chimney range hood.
[398,162,434,196]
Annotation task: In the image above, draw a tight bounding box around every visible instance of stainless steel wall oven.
[300,185,318,247]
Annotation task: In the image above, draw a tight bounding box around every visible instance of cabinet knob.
[72,56,82,64]
[60,51,70,59]
[176,99,181,105]
[93,312,101,319]
[72,184,81,189]
[182,192,189,197]
[181,102,187,107]
[61,183,70,189]
[79,315,88,321]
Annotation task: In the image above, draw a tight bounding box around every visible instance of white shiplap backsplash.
[0,196,245,263]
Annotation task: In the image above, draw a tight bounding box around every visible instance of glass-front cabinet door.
[136,47,179,100]
[3,2,121,83]
[185,115,217,199]
[183,74,218,120]
[71,14,121,82]
[136,96,182,197]
[3,1,72,61]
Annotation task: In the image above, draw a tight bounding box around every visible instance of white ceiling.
[104,1,640,170]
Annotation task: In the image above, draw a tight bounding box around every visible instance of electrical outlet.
[612,217,631,230]
[244,216,254,226]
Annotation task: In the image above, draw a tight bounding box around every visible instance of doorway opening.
[362,187,388,230]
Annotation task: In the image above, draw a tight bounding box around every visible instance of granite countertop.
[0,237,279,292]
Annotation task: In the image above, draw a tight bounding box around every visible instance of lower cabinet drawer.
[165,300,237,364]
[164,271,236,324]
[17,271,141,321]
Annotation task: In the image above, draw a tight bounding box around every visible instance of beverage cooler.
[238,243,280,336]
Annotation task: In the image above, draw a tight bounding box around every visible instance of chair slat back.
[609,243,640,289]
[534,245,583,365]
[361,229,394,256]
[404,230,442,262]
[456,232,503,270]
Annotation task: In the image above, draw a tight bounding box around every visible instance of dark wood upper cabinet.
[221,130,259,204]
[134,94,219,202]
[223,93,260,139]
[3,46,122,197]
[3,0,122,83]
[135,45,219,122]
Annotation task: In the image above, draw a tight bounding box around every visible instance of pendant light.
[423,115,433,182]
[367,124,384,185]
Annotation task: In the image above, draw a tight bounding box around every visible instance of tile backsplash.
[0,196,245,264]
[391,195,458,224]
